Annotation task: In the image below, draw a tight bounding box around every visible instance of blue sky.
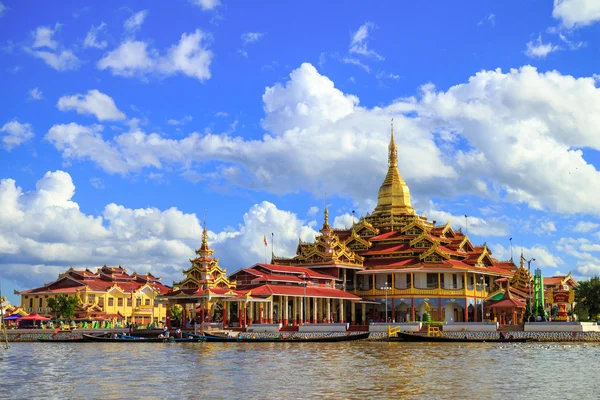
[1,0,600,304]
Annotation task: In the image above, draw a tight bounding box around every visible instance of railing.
[355,287,488,298]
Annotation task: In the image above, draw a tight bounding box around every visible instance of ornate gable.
[420,245,451,262]
[410,232,438,249]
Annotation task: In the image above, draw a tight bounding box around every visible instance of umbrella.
[19,313,51,321]
[3,314,22,321]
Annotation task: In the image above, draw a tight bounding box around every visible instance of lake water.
[0,341,597,399]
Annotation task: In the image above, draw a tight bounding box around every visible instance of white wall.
[298,323,347,332]
[524,322,600,332]
[444,322,498,332]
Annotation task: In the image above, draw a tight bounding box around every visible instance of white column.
[327,298,331,323]
[340,299,345,323]
[313,297,317,323]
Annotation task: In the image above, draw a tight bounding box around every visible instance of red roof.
[488,298,525,308]
[245,284,361,299]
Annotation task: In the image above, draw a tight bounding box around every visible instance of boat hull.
[82,334,204,343]
[204,332,370,343]
[390,332,530,343]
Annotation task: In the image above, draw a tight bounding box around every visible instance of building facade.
[15,265,171,325]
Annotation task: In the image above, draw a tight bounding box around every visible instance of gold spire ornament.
[371,119,415,221]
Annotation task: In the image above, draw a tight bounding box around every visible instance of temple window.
[118,298,123,307]
[127,298,132,307]
[136,298,142,307]
[87,294,95,303]
[426,273,438,289]
[39,298,42,307]
[452,274,458,288]
[154,300,158,308]
[145,299,150,306]
[108,298,114,307]
[29,298,33,308]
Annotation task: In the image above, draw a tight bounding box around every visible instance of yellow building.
[15,265,171,325]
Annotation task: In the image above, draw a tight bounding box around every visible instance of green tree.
[47,294,81,321]
[575,276,600,321]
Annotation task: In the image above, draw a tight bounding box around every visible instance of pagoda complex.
[271,124,521,324]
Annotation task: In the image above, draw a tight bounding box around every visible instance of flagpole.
[264,234,267,264]
[271,232,274,263]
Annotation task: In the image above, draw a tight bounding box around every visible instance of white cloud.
[0,171,321,296]
[333,213,355,230]
[167,116,193,126]
[89,177,104,189]
[478,13,496,27]
[97,29,213,81]
[241,32,265,45]
[190,0,220,11]
[576,262,600,277]
[215,112,228,117]
[1,120,34,151]
[124,10,148,33]
[84,22,107,49]
[307,206,319,217]
[572,221,599,233]
[417,65,600,215]
[46,63,600,217]
[32,25,60,50]
[376,71,400,80]
[28,88,43,101]
[489,243,564,267]
[26,49,80,71]
[423,203,510,237]
[343,57,370,73]
[525,35,559,58]
[349,22,383,60]
[553,0,600,28]
[26,24,81,71]
[0,2,6,18]
[57,90,126,121]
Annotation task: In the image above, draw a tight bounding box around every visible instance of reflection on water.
[1,342,598,399]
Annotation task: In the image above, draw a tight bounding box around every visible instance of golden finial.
[196,209,214,257]
[520,248,525,269]
[323,194,330,229]
[389,118,397,167]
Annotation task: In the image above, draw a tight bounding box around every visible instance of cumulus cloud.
[124,10,148,33]
[553,0,600,28]
[84,22,107,49]
[0,171,319,297]
[1,120,34,151]
[28,88,43,101]
[349,22,383,60]
[97,29,213,81]
[525,35,559,58]
[57,90,126,121]
[45,63,600,217]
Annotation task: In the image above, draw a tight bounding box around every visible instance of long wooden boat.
[82,333,204,343]
[37,337,88,343]
[390,332,530,343]
[204,332,370,343]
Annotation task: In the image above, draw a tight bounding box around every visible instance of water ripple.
[0,342,597,399]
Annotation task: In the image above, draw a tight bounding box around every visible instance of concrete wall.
[369,322,421,332]
[298,323,347,332]
[443,322,498,332]
[524,322,600,332]
[246,324,281,333]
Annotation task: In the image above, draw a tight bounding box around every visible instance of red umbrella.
[19,313,51,321]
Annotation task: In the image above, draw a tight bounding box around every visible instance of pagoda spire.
[389,118,398,167]
[369,119,415,228]
[196,211,214,257]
